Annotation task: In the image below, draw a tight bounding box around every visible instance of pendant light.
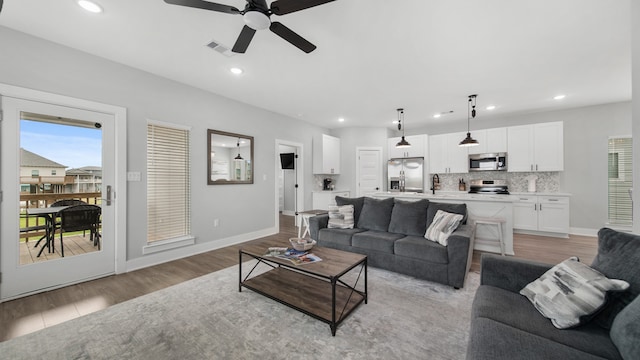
[395,108,411,148]
[234,138,244,160]
[459,94,479,147]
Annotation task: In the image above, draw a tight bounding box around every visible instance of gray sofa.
[467,227,640,360]
[309,196,475,288]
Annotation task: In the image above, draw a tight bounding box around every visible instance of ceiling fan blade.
[164,0,240,14]
[232,25,257,53]
[270,0,335,15]
[269,22,316,53]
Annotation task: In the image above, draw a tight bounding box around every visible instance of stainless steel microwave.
[469,153,507,171]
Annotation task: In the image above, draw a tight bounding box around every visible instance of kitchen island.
[371,191,514,255]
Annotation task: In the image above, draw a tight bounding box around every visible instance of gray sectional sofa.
[308,196,475,288]
[467,228,640,360]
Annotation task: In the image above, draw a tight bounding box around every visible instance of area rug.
[0,262,480,359]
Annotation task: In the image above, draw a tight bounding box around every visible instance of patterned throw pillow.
[424,210,464,246]
[520,257,630,329]
[327,205,355,229]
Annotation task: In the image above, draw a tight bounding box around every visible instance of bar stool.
[298,210,328,238]
[474,217,506,256]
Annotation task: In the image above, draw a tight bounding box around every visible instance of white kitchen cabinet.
[507,122,563,172]
[468,127,508,155]
[429,132,468,174]
[312,191,350,210]
[313,134,340,174]
[512,195,570,235]
[388,134,426,159]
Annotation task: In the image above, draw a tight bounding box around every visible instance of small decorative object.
[458,178,466,191]
[289,238,316,251]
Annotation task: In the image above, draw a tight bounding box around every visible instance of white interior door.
[357,148,383,196]
[0,93,121,301]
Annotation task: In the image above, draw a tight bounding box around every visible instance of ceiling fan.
[164,0,335,54]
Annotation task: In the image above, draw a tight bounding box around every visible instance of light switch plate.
[127,172,141,182]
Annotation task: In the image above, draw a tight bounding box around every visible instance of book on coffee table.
[265,248,322,265]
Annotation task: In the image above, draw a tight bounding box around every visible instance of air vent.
[206,40,235,57]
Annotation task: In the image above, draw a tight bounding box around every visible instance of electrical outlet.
[213,219,219,227]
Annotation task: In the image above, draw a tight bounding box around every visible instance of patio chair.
[51,199,88,237]
[58,205,101,257]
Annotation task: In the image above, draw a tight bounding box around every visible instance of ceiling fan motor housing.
[244,11,271,30]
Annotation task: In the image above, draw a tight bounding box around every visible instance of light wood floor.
[0,214,598,342]
[20,234,100,265]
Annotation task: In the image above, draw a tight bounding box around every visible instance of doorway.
[275,140,304,232]
[356,147,383,196]
[0,85,127,301]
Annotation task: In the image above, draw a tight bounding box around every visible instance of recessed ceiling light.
[230,67,243,75]
[486,105,496,110]
[433,114,442,119]
[338,118,345,122]
[78,0,103,13]
[392,120,398,124]
[554,94,566,100]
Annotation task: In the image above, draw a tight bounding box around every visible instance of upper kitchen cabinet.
[507,122,564,172]
[313,134,341,174]
[388,134,426,159]
[468,127,508,155]
[429,132,468,174]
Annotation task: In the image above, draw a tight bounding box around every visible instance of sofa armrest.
[446,224,475,288]
[480,254,552,293]
[309,214,329,240]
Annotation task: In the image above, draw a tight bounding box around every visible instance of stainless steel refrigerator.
[388,157,425,193]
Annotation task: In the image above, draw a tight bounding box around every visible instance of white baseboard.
[125,227,277,273]
[281,210,296,217]
[569,227,599,237]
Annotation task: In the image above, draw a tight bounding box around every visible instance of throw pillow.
[388,198,429,236]
[426,202,467,228]
[335,196,364,227]
[327,205,355,229]
[357,197,395,231]
[520,257,630,329]
[610,293,640,360]
[424,210,464,246]
[590,227,640,329]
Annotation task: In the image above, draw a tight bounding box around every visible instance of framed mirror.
[207,129,254,185]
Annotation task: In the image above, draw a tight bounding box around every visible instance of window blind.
[147,122,191,242]
[608,137,633,226]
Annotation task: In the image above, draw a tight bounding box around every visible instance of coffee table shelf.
[239,247,367,336]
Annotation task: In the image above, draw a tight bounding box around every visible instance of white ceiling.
[0,0,632,130]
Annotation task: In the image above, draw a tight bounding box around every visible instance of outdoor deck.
[19,234,100,265]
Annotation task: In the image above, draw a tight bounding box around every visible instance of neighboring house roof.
[20,148,66,168]
[67,166,102,177]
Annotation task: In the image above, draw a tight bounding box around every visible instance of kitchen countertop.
[372,191,571,202]
[509,192,572,197]
[313,190,350,193]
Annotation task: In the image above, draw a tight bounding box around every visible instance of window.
[51,170,56,175]
[147,121,191,244]
[608,137,633,227]
[31,170,39,177]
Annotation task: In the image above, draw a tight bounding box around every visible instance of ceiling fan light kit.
[459,94,480,147]
[164,0,336,54]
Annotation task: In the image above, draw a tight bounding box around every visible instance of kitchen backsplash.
[431,172,560,193]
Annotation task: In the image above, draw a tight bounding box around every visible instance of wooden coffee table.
[239,245,367,336]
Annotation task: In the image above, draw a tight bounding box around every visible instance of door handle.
[106,185,112,206]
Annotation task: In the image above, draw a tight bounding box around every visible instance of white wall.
[0,27,328,264]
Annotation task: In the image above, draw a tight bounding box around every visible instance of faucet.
[431,174,440,195]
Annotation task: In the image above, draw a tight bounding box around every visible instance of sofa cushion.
[351,230,404,253]
[472,285,622,360]
[335,196,365,227]
[317,228,365,247]
[467,317,618,360]
[327,205,355,229]
[394,235,448,264]
[520,257,629,329]
[388,198,429,236]
[357,197,395,231]
[611,294,640,360]
[424,210,464,246]
[591,228,640,328]
[426,202,467,227]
